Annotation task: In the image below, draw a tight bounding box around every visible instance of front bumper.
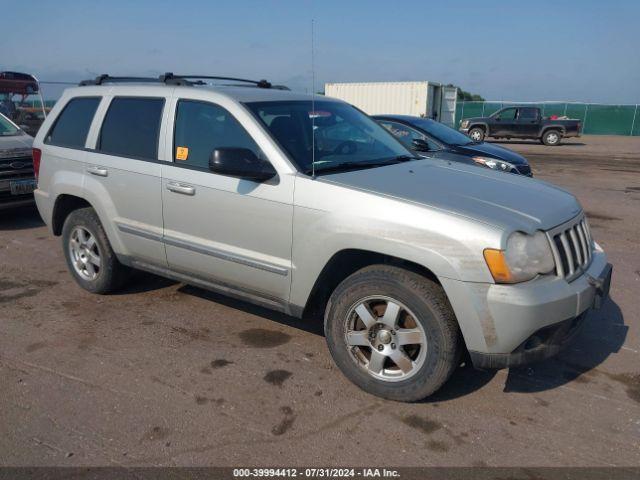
[0,193,35,210]
[469,312,587,369]
[459,127,470,134]
[440,247,611,369]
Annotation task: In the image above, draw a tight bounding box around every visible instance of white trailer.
[324,81,458,127]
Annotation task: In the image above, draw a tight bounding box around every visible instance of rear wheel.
[324,265,461,402]
[62,207,130,294]
[541,130,562,146]
[468,127,485,142]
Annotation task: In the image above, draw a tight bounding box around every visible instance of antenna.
[311,18,316,178]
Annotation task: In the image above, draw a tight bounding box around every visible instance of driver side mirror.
[209,148,277,183]
[411,138,431,152]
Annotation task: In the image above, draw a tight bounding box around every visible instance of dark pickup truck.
[459,106,581,146]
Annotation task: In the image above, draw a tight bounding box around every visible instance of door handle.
[167,181,196,196]
[87,166,108,177]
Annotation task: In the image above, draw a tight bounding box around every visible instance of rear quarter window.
[45,97,101,148]
[98,97,164,160]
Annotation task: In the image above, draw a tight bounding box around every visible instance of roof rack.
[79,74,161,86]
[79,72,289,90]
[160,73,290,90]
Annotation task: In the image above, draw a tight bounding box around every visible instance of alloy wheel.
[344,296,427,382]
[69,226,101,281]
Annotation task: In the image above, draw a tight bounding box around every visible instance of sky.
[2,0,639,103]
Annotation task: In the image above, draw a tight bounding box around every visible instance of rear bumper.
[33,189,53,231]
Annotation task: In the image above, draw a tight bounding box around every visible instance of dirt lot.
[1,135,639,467]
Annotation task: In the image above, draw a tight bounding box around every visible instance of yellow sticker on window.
[176,146,189,160]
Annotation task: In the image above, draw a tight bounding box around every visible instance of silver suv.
[33,75,612,402]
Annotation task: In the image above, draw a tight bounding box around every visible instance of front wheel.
[324,265,461,402]
[541,130,562,146]
[468,127,485,142]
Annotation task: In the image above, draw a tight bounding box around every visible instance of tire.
[62,207,130,294]
[324,265,461,402]
[541,129,562,146]
[468,127,485,142]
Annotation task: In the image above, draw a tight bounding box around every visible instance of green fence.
[455,101,640,136]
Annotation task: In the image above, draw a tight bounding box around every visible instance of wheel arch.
[51,194,93,236]
[540,125,566,136]
[301,248,441,320]
[468,123,488,133]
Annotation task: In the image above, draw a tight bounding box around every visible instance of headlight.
[473,156,515,172]
[461,120,469,128]
[484,231,555,283]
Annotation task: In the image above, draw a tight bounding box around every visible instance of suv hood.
[321,159,581,232]
[0,132,33,154]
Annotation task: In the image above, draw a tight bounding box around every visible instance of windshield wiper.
[307,155,418,176]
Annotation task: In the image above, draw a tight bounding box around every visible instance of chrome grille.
[547,214,593,281]
[0,156,34,179]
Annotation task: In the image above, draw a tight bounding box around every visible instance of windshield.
[245,100,414,174]
[405,117,474,146]
[0,113,20,136]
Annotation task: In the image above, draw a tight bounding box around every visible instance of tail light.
[32,148,42,183]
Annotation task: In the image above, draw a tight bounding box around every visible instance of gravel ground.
[1,135,639,467]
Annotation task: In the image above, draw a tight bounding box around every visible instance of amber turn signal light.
[483,249,513,283]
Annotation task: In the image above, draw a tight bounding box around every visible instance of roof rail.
[79,73,289,90]
[79,74,163,86]
[160,73,290,90]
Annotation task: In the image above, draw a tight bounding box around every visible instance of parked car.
[374,114,532,176]
[0,71,40,95]
[459,106,582,146]
[34,74,611,402]
[0,112,35,210]
[0,71,48,131]
[13,107,49,137]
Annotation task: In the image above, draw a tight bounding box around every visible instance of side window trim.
[95,96,166,162]
[85,96,114,150]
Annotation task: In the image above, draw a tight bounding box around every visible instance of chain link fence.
[456,101,640,136]
[13,94,640,137]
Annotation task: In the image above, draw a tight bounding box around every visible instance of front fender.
[289,177,500,309]
[469,122,490,135]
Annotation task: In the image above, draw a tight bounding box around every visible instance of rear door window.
[98,97,164,160]
[45,97,100,148]
[518,108,538,120]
